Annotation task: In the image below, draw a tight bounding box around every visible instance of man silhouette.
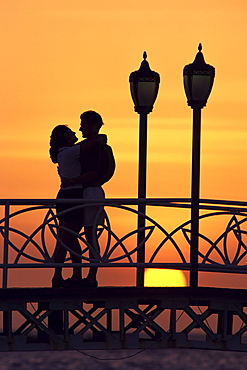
[63,110,115,287]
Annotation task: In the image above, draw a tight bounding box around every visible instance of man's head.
[79,110,104,138]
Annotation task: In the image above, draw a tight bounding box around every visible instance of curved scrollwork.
[0,203,174,265]
[1,200,247,287]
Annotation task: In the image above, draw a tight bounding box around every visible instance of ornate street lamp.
[184,43,215,109]
[129,52,160,286]
[130,51,160,114]
[183,44,215,287]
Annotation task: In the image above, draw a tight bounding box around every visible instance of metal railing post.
[3,201,10,288]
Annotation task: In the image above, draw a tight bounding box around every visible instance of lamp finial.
[143,51,147,60]
[198,43,202,52]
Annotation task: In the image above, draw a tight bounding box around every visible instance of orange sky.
[1,1,247,287]
[1,0,247,201]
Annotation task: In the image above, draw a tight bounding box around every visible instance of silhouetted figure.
[49,125,105,288]
[61,111,115,288]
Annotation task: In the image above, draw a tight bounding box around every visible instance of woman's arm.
[80,134,107,153]
[60,135,107,187]
[61,170,98,188]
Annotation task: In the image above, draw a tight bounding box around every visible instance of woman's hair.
[80,110,104,131]
[49,124,71,163]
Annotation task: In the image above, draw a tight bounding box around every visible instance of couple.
[49,111,115,288]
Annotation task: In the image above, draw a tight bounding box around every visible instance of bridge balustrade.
[1,198,247,289]
[1,198,247,352]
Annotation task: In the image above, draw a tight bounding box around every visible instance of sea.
[1,349,247,370]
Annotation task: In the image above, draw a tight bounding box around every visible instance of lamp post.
[129,52,160,286]
[183,44,215,287]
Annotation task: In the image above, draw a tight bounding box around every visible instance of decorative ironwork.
[1,198,247,352]
[1,199,247,288]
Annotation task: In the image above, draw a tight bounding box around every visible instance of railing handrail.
[1,198,247,218]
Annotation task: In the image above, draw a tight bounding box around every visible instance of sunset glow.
[1,0,247,201]
[1,1,247,288]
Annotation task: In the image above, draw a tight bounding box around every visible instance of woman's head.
[49,125,77,163]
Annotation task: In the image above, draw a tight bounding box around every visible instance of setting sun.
[144,268,187,287]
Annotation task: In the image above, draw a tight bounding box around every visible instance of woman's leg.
[52,220,82,283]
[52,220,68,283]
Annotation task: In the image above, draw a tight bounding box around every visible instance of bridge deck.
[1,286,247,352]
[0,286,247,303]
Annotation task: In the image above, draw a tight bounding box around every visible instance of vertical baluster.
[3,201,10,289]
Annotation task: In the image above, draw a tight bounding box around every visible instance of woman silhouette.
[49,125,101,287]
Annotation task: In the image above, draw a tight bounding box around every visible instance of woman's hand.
[61,177,74,188]
[98,134,107,144]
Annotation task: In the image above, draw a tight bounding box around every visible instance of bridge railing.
[1,198,247,289]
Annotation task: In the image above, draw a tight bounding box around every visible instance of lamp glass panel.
[183,75,191,100]
[137,82,156,106]
[130,81,138,106]
[191,75,211,101]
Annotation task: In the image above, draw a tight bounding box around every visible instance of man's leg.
[84,225,99,284]
[83,187,105,285]
[63,220,82,281]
